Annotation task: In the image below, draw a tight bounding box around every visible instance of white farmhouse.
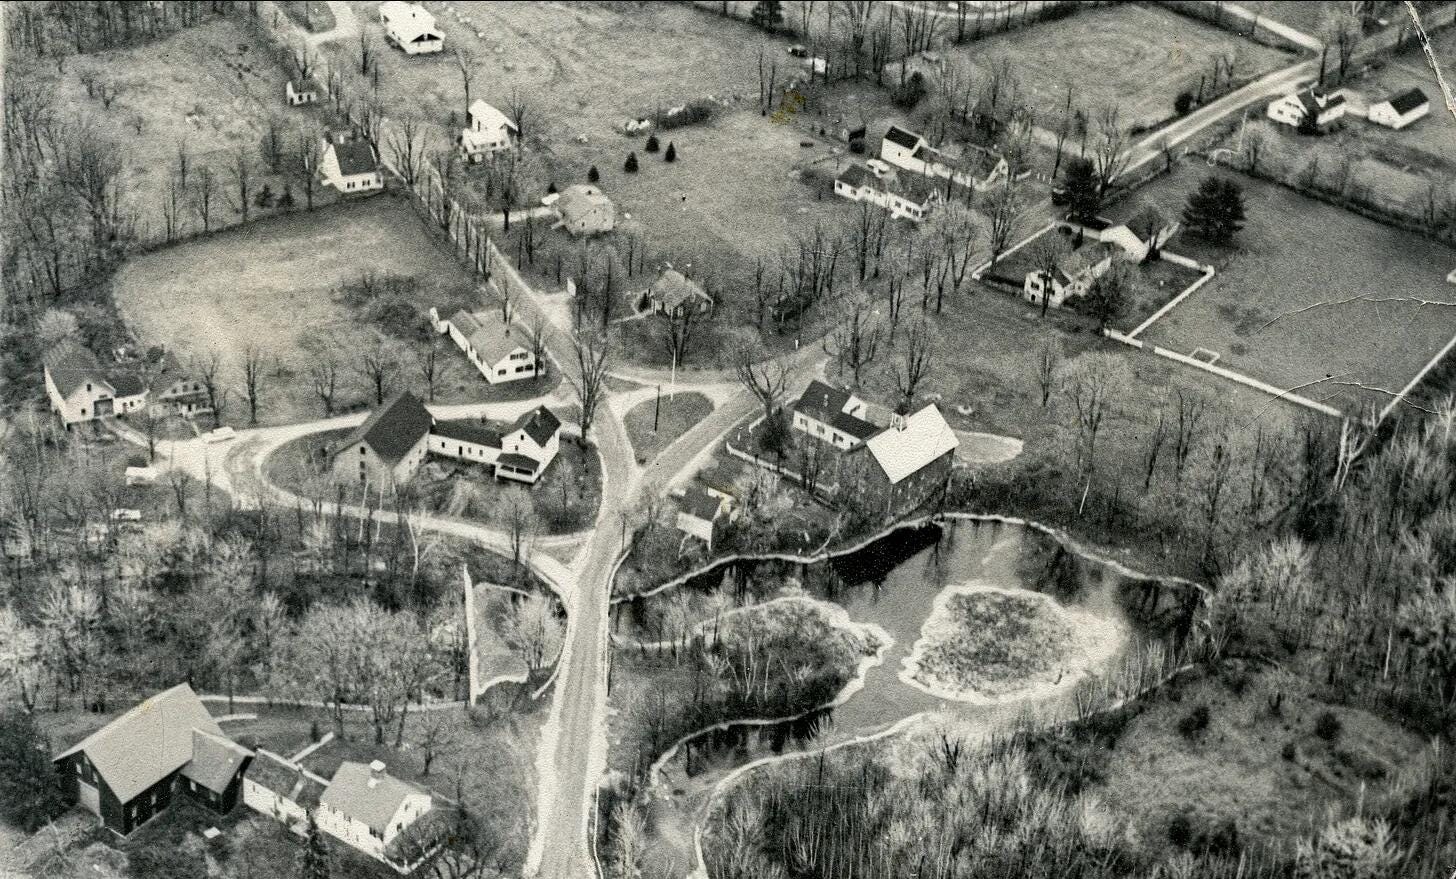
[1266,88,1346,132]
[833,164,941,222]
[459,100,518,162]
[319,135,384,193]
[379,1,443,54]
[431,308,539,384]
[330,391,435,485]
[1367,87,1429,130]
[317,760,433,862]
[44,345,148,427]
[878,125,1009,191]
[430,405,563,485]
[675,485,735,551]
[791,380,884,451]
[1023,242,1116,309]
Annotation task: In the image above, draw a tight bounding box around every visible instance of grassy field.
[114,196,493,427]
[944,4,1292,132]
[21,16,323,244]
[1115,164,1456,416]
[624,391,714,463]
[1255,1,1337,37]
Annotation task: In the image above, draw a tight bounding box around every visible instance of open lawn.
[20,16,323,243]
[1254,1,1335,37]
[114,196,493,427]
[946,4,1292,132]
[1114,164,1456,417]
[624,391,714,463]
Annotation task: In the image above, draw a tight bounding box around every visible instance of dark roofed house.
[1369,87,1430,129]
[1267,87,1346,132]
[792,380,884,450]
[833,163,942,221]
[321,135,384,193]
[330,391,435,484]
[425,405,562,485]
[883,125,923,151]
[645,268,713,317]
[44,344,150,426]
[675,484,735,550]
[53,684,253,836]
[510,405,562,449]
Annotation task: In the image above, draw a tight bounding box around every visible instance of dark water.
[636,517,1147,781]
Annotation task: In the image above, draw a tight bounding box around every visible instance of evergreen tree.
[588,165,600,183]
[624,152,639,173]
[1182,176,1246,244]
[645,134,660,153]
[751,0,784,31]
[1062,157,1101,225]
[0,710,68,832]
[664,142,677,163]
[300,809,333,879]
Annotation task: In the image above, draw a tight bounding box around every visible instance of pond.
[616,516,1170,789]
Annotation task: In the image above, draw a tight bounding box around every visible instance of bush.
[892,71,927,109]
[1177,704,1211,740]
[664,142,677,163]
[1315,710,1342,742]
[1281,740,1298,761]
[547,181,558,194]
[848,136,865,154]
[0,710,69,832]
[656,100,715,131]
[588,165,600,183]
[1175,90,1195,116]
[645,134,660,152]
[624,152,639,173]
[1168,812,1194,848]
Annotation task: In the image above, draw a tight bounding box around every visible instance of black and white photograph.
[1,1,1454,877]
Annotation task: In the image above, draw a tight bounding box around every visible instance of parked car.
[788,44,808,58]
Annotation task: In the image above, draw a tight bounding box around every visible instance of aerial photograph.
[1,0,1454,877]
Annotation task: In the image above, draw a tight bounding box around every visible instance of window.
[360,446,366,455]
[75,762,82,776]
[497,369,506,376]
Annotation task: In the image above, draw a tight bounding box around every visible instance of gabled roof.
[55,683,224,804]
[558,184,612,217]
[1294,88,1344,119]
[247,750,326,809]
[44,345,111,398]
[509,405,561,447]
[332,140,379,177]
[448,309,526,365]
[320,762,428,837]
[1124,205,1169,241]
[650,269,712,311]
[468,100,518,134]
[337,392,433,466]
[836,164,876,190]
[1054,242,1115,283]
[864,404,958,484]
[793,380,881,440]
[883,125,923,150]
[180,729,253,794]
[1386,87,1429,115]
[680,485,725,522]
[432,419,503,448]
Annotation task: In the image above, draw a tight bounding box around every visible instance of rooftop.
[864,404,959,484]
[320,761,428,837]
[336,391,434,466]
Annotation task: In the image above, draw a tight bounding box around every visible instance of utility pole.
[653,384,661,433]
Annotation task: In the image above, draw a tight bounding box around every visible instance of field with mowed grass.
[945,4,1293,132]
[114,196,495,427]
[1113,164,1456,417]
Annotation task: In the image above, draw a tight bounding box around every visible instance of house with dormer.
[791,380,885,450]
[44,345,149,427]
[431,308,539,384]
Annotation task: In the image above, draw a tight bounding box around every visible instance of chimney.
[367,759,386,787]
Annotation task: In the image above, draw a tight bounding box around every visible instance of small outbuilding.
[555,184,616,236]
[1367,87,1429,130]
[379,1,444,54]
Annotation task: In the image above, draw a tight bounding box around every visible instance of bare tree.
[572,327,611,441]
[387,116,427,188]
[893,315,934,410]
[232,148,252,225]
[194,350,226,429]
[1035,340,1059,407]
[194,166,217,232]
[240,345,266,425]
[529,317,550,379]
[417,342,440,402]
[734,347,790,421]
[1028,232,1070,318]
[310,359,340,415]
[261,114,286,173]
[986,180,1022,264]
[298,131,322,210]
[1091,106,1130,195]
[1056,351,1132,476]
[453,48,474,119]
[506,87,533,141]
[358,342,402,405]
[657,305,699,370]
[823,295,882,385]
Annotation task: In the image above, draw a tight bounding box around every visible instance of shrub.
[0,710,69,832]
[656,100,715,131]
[664,142,677,162]
[848,136,865,154]
[547,181,558,194]
[1168,812,1194,848]
[645,134,660,152]
[588,165,600,183]
[1177,704,1211,740]
[624,152,639,173]
[1281,740,1298,761]
[1175,90,1195,116]
[892,70,927,109]
[310,719,321,742]
[1315,710,1342,742]
[277,184,295,209]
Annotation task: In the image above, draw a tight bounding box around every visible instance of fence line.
[1124,259,1217,339]
[1103,328,1346,418]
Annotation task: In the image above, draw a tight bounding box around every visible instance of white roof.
[469,100,517,134]
[864,404,958,484]
[380,1,433,25]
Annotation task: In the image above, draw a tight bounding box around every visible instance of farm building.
[330,391,435,485]
[379,1,443,54]
[555,184,616,236]
[878,125,1010,191]
[841,404,958,520]
[242,750,327,830]
[320,136,384,193]
[675,484,735,551]
[43,344,148,426]
[285,80,318,106]
[316,760,434,862]
[1367,87,1429,129]
[792,380,884,451]
[1266,88,1346,132]
[53,684,253,837]
[643,268,713,317]
[1064,207,1180,264]
[833,164,941,222]
[459,100,518,161]
[430,405,564,485]
[1023,242,1117,309]
[431,308,539,384]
